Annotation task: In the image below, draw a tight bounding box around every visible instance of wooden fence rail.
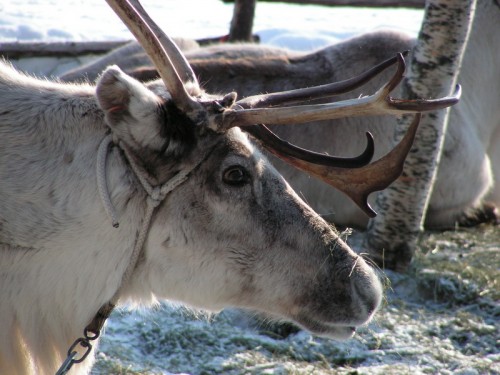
[0,41,130,59]
[0,34,246,60]
[222,0,425,8]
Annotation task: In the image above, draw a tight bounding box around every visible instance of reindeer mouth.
[292,314,358,340]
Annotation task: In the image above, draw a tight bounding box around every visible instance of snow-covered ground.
[92,229,499,375]
[2,1,499,375]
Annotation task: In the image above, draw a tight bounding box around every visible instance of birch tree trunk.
[364,0,476,272]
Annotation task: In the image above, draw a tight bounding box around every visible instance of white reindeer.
[64,0,499,230]
[0,1,457,374]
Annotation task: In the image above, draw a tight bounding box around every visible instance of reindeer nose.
[351,260,383,320]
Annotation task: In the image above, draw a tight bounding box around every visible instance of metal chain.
[54,133,216,374]
[55,328,100,375]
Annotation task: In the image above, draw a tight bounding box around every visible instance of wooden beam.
[0,41,130,59]
[0,34,259,60]
[221,0,425,8]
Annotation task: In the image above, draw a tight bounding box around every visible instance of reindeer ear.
[96,65,167,152]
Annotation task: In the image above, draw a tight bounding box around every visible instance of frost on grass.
[92,224,499,375]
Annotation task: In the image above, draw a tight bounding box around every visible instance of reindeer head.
[95,0,459,338]
[103,0,459,216]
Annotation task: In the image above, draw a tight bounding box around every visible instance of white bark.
[365,0,477,271]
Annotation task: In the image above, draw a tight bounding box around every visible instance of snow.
[3,1,423,78]
[1,0,423,47]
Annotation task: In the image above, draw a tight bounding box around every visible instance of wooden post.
[0,41,129,59]
[228,0,257,42]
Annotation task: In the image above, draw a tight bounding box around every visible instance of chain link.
[55,350,77,375]
[55,328,100,374]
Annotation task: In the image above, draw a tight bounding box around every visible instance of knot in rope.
[147,187,164,208]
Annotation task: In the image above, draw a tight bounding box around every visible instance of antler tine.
[263,114,422,217]
[246,124,375,168]
[105,0,202,116]
[236,52,406,110]
[216,54,461,130]
[125,0,199,86]
[389,84,462,111]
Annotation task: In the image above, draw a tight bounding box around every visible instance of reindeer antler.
[105,0,203,119]
[238,57,460,216]
[236,52,409,109]
[105,0,462,217]
[214,54,460,130]
[246,125,375,169]
[248,115,421,218]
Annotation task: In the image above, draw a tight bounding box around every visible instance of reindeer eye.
[222,165,250,186]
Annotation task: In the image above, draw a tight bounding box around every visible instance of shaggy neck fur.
[0,64,150,375]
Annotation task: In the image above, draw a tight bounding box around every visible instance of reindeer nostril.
[351,264,383,318]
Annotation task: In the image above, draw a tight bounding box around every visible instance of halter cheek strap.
[96,133,199,311]
[57,133,210,374]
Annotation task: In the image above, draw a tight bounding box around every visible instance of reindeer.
[0,0,458,374]
[63,0,499,229]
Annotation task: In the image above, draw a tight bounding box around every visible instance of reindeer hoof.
[458,202,500,227]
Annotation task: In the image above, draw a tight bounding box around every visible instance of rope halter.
[57,132,209,375]
[96,133,197,308]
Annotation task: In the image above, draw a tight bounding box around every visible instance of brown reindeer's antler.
[237,56,460,216]
[247,115,421,218]
[105,0,461,217]
[215,54,460,129]
[235,53,409,109]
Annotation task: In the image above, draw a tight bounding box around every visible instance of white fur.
[0,62,382,374]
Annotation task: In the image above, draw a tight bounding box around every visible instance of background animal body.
[62,1,500,229]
